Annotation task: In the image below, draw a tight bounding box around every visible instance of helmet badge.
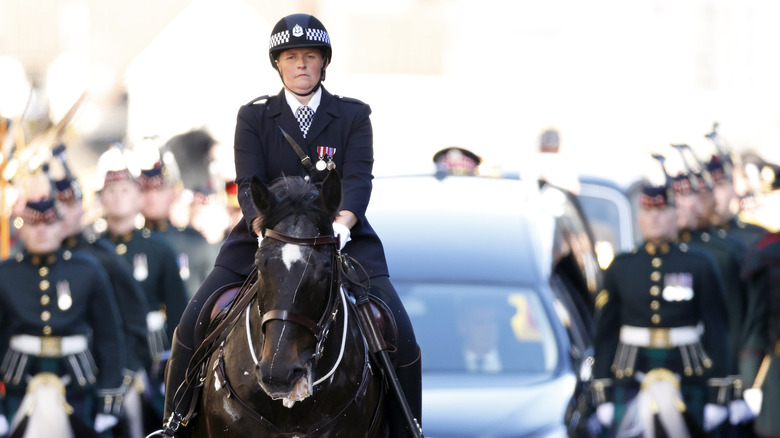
[292,24,304,38]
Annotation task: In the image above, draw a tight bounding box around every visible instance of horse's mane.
[259,176,337,233]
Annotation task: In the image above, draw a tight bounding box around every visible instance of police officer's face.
[638,205,676,243]
[275,48,327,96]
[20,220,64,254]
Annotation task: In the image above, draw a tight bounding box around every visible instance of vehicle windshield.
[397,282,559,374]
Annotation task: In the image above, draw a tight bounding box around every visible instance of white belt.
[619,325,702,349]
[10,334,89,357]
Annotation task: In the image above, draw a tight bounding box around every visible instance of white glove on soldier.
[596,402,614,427]
[94,413,119,432]
[332,222,351,251]
[729,399,756,425]
[0,415,8,435]
[703,403,729,431]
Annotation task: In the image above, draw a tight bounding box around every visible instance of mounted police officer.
[138,158,213,300]
[51,144,151,438]
[0,196,126,436]
[95,145,188,432]
[591,181,731,436]
[162,13,421,437]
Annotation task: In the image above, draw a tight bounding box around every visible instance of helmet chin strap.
[288,81,321,98]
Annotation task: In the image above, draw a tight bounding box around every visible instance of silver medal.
[316,159,327,171]
[327,160,336,170]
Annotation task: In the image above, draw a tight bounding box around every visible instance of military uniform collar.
[644,241,671,255]
[107,230,135,244]
[63,235,80,249]
[17,248,72,265]
[145,219,170,232]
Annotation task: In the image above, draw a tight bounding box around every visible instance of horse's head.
[249,172,342,405]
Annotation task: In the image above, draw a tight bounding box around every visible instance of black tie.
[296,105,314,138]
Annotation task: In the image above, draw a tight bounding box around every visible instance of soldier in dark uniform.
[740,231,780,437]
[0,197,126,436]
[674,169,751,436]
[138,160,213,300]
[96,147,188,429]
[591,182,730,436]
[51,145,152,438]
[708,154,769,249]
[162,13,421,437]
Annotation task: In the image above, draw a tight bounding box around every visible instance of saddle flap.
[367,295,399,356]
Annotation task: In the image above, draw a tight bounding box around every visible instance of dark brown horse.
[195,173,387,437]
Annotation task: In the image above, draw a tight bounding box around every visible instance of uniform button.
[650,286,661,296]
[650,271,661,282]
[651,314,661,325]
[650,300,660,311]
[41,310,51,322]
[116,244,127,255]
[41,295,51,306]
[42,325,52,335]
[39,280,50,291]
[38,266,49,277]
[651,257,662,268]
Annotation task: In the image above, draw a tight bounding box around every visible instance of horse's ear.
[319,171,342,215]
[250,176,278,214]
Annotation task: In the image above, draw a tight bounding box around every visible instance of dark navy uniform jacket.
[217,87,388,282]
[64,232,150,372]
[145,219,214,300]
[0,248,125,392]
[103,228,188,341]
[594,241,730,381]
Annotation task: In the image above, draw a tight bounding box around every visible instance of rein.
[209,228,376,435]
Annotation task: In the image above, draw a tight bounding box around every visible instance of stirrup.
[163,412,187,436]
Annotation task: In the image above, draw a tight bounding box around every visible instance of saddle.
[191,278,399,362]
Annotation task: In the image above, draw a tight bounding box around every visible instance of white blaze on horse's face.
[281,244,304,270]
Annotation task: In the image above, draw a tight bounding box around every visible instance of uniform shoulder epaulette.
[334,95,366,105]
[246,95,271,105]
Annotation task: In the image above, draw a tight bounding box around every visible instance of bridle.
[247,228,349,386]
[205,227,374,435]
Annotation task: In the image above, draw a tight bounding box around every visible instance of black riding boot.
[387,346,423,437]
[162,328,195,437]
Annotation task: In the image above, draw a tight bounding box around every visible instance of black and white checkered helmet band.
[269,30,290,49]
[269,29,330,49]
[306,28,330,45]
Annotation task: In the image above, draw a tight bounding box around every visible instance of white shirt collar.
[284,87,322,114]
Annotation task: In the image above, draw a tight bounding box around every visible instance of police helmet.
[268,14,332,70]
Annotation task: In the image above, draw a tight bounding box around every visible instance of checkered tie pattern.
[296,105,314,138]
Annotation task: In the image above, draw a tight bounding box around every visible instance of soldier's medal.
[317,146,336,171]
[178,253,190,280]
[134,253,149,281]
[56,280,72,310]
[662,272,693,302]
